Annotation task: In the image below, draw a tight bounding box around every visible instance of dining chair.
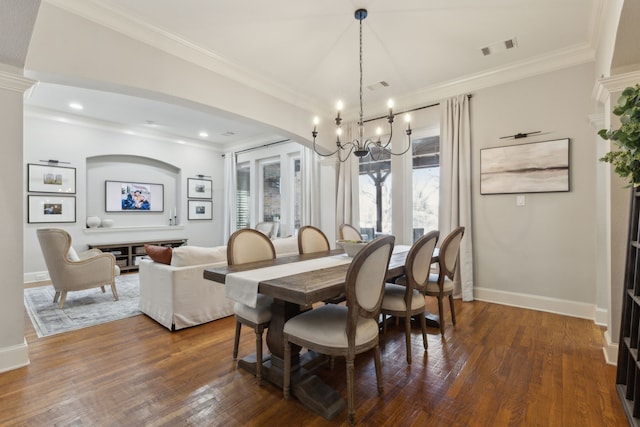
[36,228,120,308]
[227,228,276,381]
[426,226,465,336]
[297,225,330,254]
[255,221,275,238]
[283,235,395,426]
[339,223,363,241]
[381,230,439,364]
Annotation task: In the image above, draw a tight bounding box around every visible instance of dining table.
[203,244,438,420]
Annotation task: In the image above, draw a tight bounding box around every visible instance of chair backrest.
[345,235,395,339]
[227,228,276,265]
[339,224,363,241]
[405,230,439,294]
[439,227,465,282]
[255,222,275,238]
[36,228,73,284]
[298,225,330,254]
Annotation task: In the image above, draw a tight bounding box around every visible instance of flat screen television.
[105,180,164,212]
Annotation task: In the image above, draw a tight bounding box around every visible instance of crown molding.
[593,70,640,103]
[0,68,36,93]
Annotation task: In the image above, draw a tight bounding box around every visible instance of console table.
[88,239,187,272]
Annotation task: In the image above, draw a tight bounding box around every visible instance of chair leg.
[110,284,119,301]
[374,344,383,395]
[437,296,445,336]
[233,320,241,360]
[100,286,106,293]
[53,291,61,303]
[381,313,387,335]
[404,314,412,364]
[448,294,457,327]
[420,311,428,351]
[58,291,67,309]
[283,339,291,399]
[346,357,355,426]
[255,327,263,381]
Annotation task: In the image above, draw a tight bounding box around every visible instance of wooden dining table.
[203,245,438,419]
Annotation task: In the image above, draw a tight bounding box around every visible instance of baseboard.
[603,329,619,366]
[474,287,596,320]
[594,307,608,327]
[0,338,30,373]
[24,271,50,284]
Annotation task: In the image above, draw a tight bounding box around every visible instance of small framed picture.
[28,195,76,223]
[188,200,212,220]
[187,178,212,199]
[28,163,76,194]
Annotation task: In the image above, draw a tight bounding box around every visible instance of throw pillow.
[144,244,172,265]
[67,246,80,261]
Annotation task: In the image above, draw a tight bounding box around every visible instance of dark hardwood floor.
[2,297,626,426]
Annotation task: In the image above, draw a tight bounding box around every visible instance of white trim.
[82,225,185,233]
[594,307,608,326]
[593,70,640,103]
[0,69,36,93]
[474,286,595,320]
[0,339,30,374]
[603,329,619,366]
[24,271,50,284]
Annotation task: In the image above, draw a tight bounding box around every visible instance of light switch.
[516,195,525,206]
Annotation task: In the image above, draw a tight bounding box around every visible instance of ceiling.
[23,0,604,149]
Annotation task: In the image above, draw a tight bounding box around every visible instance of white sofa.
[138,236,299,330]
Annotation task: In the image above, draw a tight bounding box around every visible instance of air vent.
[222,131,236,137]
[366,81,390,91]
[481,37,518,56]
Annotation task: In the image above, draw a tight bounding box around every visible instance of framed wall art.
[480,138,570,195]
[27,163,76,194]
[188,200,212,220]
[105,180,164,212]
[187,178,212,199]
[28,195,76,223]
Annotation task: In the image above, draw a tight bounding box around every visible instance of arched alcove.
[86,154,180,228]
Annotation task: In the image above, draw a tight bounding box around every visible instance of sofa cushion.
[145,244,173,265]
[171,245,227,267]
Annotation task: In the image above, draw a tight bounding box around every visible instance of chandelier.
[312,9,412,162]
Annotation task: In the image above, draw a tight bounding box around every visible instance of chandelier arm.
[312,138,343,158]
[382,133,413,156]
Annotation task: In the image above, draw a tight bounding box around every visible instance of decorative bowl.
[336,239,368,257]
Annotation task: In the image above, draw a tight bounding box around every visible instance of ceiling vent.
[222,131,236,137]
[481,37,518,56]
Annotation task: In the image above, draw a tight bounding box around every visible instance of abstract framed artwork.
[28,195,76,223]
[27,163,76,194]
[188,200,212,220]
[480,138,570,194]
[187,178,212,199]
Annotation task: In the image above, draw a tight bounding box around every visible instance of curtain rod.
[222,138,291,157]
[363,94,472,124]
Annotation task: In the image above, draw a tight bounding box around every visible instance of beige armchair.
[36,228,120,308]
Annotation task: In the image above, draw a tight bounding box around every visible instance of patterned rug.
[24,274,142,338]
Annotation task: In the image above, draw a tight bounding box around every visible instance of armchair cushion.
[144,244,173,265]
[67,246,80,261]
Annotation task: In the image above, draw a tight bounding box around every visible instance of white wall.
[472,62,598,316]
[23,114,226,279]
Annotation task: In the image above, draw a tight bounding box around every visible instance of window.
[359,152,392,240]
[411,136,440,241]
[236,162,250,229]
[261,159,281,223]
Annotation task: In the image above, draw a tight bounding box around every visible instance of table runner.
[225,254,352,308]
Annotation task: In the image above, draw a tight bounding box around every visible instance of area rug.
[24,274,142,338]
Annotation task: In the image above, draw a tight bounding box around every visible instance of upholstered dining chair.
[255,222,275,239]
[426,226,465,336]
[36,228,120,308]
[381,230,439,364]
[283,235,395,426]
[339,223,363,241]
[297,225,330,254]
[227,228,276,380]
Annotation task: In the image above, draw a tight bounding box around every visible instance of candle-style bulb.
[387,99,394,116]
[404,113,411,131]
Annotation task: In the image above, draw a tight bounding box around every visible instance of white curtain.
[222,151,237,242]
[336,124,360,232]
[440,95,474,301]
[301,146,321,227]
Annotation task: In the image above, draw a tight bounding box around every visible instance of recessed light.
[69,102,83,110]
[199,131,209,138]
